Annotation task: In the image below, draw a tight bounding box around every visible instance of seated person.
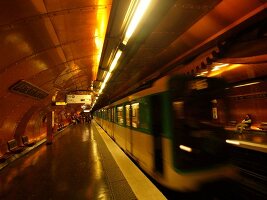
[236,114,252,133]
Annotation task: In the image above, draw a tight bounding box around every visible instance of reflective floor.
[1,122,265,200]
[0,123,137,200]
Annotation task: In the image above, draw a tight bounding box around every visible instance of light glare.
[123,0,151,45]
[179,145,192,152]
[226,140,240,145]
[103,72,111,84]
[109,50,122,72]
[234,82,260,88]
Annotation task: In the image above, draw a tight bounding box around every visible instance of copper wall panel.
[0,18,60,73]
[0,0,46,25]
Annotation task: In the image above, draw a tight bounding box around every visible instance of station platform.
[0,121,166,200]
[225,129,267,153]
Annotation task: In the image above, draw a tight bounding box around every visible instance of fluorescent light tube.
[123,0,151,45]
[109,50,122,72]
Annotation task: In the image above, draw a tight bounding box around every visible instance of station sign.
[66,94,91,104]
[9,80,49,99]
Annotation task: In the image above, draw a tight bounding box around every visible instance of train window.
[111,107,114,122]
[125,105,131,126]
[106,109,108,120]
[131,103,139,128]
[108,109,111,121]
[105,109,107,119]
[113,107,116,122]
[189,79,208,90]
[117,106,124,125]
[172,101,184,120]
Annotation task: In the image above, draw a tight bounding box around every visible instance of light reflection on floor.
[0,124,111,199]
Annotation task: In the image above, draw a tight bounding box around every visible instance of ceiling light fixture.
[109,50,122,72]
[211,63,229,71]
[179,145,192,152]
[234,81,260,88]
[92,0,152,109]
[123,0,152,45]
[98,50,122,95]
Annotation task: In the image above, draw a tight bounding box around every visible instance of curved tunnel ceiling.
[0,0,267,115]
[0,0,113,114]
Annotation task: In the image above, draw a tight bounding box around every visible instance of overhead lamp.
[234,81,260,88]
[196,71,208,77]
[99,82,106,94]
[179,145,192,152]
[98,72,111,94]
[103,72,112,84]
[94,0,152,100]
[123,0,152,45]
[226,140,240,145]
[109,50,122,72]
[211,63,229,72]
[98,50,122,94]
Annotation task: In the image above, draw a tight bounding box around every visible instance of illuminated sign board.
[66,95,91,104]
[9,80,49,99]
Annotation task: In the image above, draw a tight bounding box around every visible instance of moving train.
[94,74,237,191]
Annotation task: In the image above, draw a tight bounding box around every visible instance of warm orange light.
[179,145,192,152]
[211,63,229,72]
[226,140,240,145]
[209,64,241,77]
[55,102,67,105]
[93,1,112,80]
[234,81,260,88]
[123,0,152,45]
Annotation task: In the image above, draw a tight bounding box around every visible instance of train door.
[111,107,115,140]
[125,104,133,154]
[151,95,163,174]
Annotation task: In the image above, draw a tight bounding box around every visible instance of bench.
[0,152,12,163]
[258,122,267,130]
[0,155,6,163]
[22,135,36,147]
[226,120,267,132]
[240,124,267,135]
[7,139,25,154]
[228,120,237,126]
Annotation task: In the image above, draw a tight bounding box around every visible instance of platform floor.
[225,129,267,153]
[0,121,166,200]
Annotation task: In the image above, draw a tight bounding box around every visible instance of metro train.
[94,74,237,191]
